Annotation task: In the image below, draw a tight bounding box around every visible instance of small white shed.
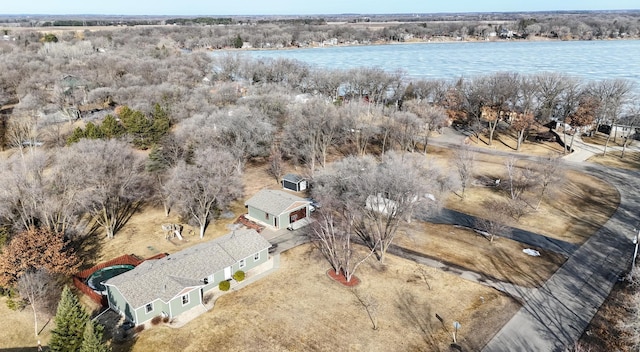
[282,174,307,192]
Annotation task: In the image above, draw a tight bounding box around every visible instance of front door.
[224,266,232,280]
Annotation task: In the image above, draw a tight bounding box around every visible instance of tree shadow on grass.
[395,290,443,352]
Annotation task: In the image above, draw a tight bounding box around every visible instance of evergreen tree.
[100,114,125,139]
[80,320,111,352]
[49,286,89,352]
[120,106,153,149]
[150,103,171,145]
[84,122,104,140]
[66,126,86,145]
[233,34,243,48]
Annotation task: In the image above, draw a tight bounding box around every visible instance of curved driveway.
[430,130,639,351]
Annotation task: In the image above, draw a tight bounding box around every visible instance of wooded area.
[0,16,639,350]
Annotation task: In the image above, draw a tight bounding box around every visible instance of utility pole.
[633,228,640,270]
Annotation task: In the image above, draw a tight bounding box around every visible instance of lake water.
[234,40,640,87]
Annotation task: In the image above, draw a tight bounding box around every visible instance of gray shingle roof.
[245,189,310,215]
[105,229,270,309]
[282,174,305,183]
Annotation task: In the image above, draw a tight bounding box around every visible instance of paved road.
[426,208,579,256]
[430,130,639,351]
[483,164,638,352]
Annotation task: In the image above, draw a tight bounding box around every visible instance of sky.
[1,0,638,16]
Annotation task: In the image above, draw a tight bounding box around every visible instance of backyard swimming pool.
[86,264,135,294]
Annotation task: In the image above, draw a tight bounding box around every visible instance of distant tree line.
[1,11,639,49]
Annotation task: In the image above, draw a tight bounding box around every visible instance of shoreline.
[209,36,640,52]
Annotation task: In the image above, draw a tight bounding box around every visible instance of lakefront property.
[104,229,271,325]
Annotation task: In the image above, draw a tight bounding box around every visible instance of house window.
[181,294,189,306]
[254,252,260,261]
[145,303,153,313]
[239,258,246,269]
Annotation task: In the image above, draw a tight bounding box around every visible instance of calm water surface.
[232,40,640,85]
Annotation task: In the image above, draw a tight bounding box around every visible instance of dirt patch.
[327,269,360,287]
[129,244,519,352]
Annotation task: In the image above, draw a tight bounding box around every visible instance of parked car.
[306,198,320,212]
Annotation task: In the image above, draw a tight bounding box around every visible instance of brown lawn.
[396,222,566,287]
[0,297,53,350]
[582,132,634,148]
[127,245,519,352]
[587,151,640,171]
[441,152,619,245]
[466,122,566,156]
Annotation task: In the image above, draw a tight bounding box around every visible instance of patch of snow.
[523,248,541,257]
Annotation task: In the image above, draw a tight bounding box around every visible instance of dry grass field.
[396,222,566,287]
[465,123,566,156]
[587,151,640,171]
[128,245,519,352]
[582,132,633,148]
[0,297,53,350]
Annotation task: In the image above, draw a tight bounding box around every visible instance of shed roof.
[245,189,310,216]
[105,229,270,309]
[282,174,305,184]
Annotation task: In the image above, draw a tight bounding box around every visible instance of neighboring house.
[245,189,311,230]
[104,229,270,325]
[281,174,307,192]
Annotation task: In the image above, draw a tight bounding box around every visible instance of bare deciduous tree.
[621,101,640,159]
[313,152,447,263]
[18,269,58,338]
[6,115,41,156]
[308,209,376,283]
[283,97,342,173]
[267,145,284,184]
[165,147,242,238]
[404,100,449,153]
[591,79,635,156]
[475,200,511,242]
[533,154,564,210]
[504,157,537,202]
[484,72,520,145]
[64,139,149,239]
[352,288,380,330]
[453,144,476,199]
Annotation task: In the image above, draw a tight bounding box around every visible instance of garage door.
[289,207,307,223]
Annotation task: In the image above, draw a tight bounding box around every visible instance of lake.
[231,40,640,87]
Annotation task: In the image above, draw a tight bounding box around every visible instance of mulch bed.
[327,269,360,287]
